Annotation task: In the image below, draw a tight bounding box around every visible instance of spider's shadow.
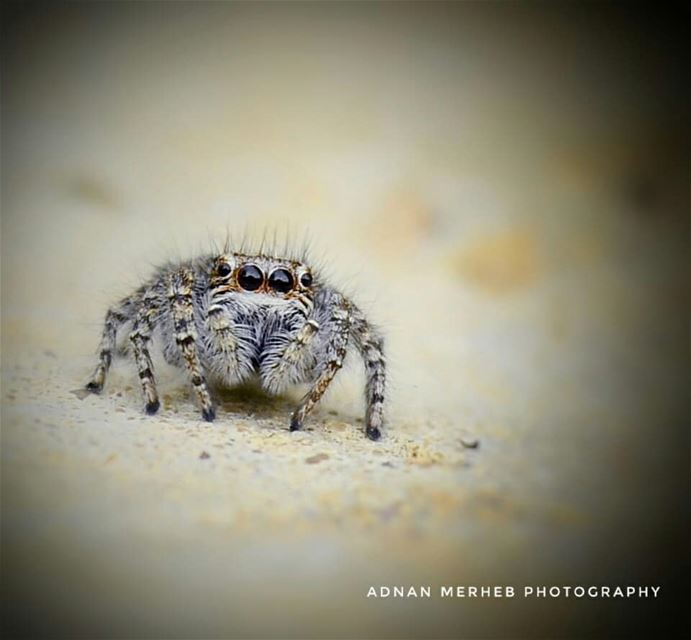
[212,380,302,420]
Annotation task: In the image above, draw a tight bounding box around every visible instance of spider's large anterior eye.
[300,272,313,288]
[268,268,294,293]
[217,262,232,277]
[238,264,263,291]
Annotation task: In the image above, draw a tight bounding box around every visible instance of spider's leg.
[168,268,215,422]
[290,300,350,432]
[86,303,130,393]
[350,307,386,441]
[129,294,160,415]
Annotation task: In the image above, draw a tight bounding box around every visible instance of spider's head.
[212,254,314,298]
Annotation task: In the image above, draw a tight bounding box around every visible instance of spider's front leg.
[289,296,350,433]
[167,269,215,422]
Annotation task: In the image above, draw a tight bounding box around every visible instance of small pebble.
[305,453,329,464]
[460,437,480,449]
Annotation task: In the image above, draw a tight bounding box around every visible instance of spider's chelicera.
[85,249,386,440]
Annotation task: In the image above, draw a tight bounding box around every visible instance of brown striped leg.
[168,269,215,422]
[351,309,386,441]
[129,300,160,415]
[290,310,349,432]
[86,307,128,393]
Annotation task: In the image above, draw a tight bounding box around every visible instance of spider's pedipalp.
[260,318,319,395]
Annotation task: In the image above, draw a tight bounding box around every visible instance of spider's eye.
[217,262,232,277]
[268,268,294,294]
[237,264,263,291]
[300,272,313,288]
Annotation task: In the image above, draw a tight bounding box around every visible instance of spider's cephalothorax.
[85,250,385,440]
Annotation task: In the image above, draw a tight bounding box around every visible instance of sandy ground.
[2,4,689,639]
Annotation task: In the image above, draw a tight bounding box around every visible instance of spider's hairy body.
[86,248,385,440]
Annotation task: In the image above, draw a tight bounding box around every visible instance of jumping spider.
[85,247,385,440]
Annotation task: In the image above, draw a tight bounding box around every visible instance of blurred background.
[1,2,688,638]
